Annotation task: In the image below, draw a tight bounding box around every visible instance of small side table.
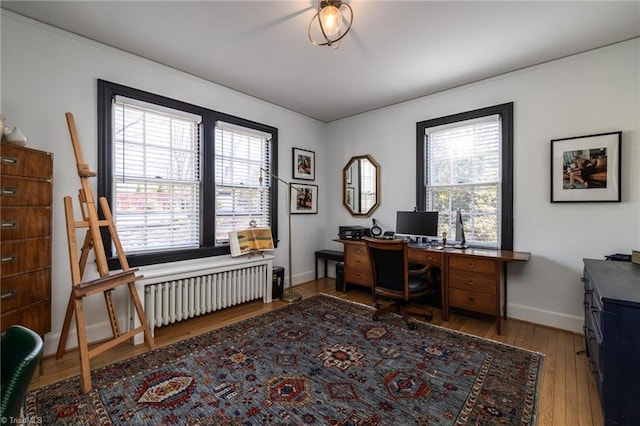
[315,250,344,280]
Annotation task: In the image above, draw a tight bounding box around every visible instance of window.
[416,103,514,250]
[112,97,201,254]
[98,80,278,268]
[214,121,272,244]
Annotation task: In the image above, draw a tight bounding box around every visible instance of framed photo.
[550,131,621,203]
[291,183,318,214]
[292,147,315,181]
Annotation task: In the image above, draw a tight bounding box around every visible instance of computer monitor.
[395,211,439,246]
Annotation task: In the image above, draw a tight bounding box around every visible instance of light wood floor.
[31,278,603,425]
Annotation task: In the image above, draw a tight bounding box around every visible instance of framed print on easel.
[550,131,621,203]
[292,147,315,181]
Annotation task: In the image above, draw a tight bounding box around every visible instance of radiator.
[129,255,274,344]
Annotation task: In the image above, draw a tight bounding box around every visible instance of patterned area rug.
[27,294,542,425]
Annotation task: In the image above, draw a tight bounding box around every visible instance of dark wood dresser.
[583,259,640,425]
[1,143,53,336]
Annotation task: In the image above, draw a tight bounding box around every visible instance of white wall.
[1,12,327,355]
[325,39,640,333]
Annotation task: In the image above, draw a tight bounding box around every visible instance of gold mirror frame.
[342,154,380,217]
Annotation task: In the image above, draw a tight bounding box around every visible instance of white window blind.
[425,114,502,247]
[215,121,272,244]
[113,97,201,254]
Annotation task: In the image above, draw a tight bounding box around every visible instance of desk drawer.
[449,288,496,315]
[408,250,442,265]
[448,256,496,274]
[345,268,372,286]
[345,243,368,259]
[448,269,496,294]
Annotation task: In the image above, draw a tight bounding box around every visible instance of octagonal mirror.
[343,154,380,217]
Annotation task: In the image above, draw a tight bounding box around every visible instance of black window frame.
[416,102,514,250]
[97,79,278,269]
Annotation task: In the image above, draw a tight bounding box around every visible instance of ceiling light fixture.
[308,0,353,49]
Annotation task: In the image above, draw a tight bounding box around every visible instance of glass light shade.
[319,5,341,37]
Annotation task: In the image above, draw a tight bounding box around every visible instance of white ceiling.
[3,1,639,122]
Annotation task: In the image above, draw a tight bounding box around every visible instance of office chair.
[1,325,43,422]
[363,237,435,329]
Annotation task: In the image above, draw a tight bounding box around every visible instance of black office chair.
[363,237,435,329]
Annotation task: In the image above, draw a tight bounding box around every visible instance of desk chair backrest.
[1,325,43,420]
[364,238,410,300]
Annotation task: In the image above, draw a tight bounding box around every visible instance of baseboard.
[42,317,126,357]
[508,303,583,334]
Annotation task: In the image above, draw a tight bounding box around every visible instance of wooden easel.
[56,112,155,393]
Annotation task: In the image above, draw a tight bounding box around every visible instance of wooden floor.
[31,278,603,425]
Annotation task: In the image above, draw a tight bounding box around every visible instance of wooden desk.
[337,240,530,334]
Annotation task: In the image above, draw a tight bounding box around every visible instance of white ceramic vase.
[5,126,28,146]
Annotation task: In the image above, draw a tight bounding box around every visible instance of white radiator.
[129,255,274,344]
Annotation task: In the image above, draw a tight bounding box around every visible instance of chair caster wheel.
[425,315,432,321]
[374,303,381,309]
[373,315,379,321]
[408,322,417,330]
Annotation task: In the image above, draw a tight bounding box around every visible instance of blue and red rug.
[27,295,542,425]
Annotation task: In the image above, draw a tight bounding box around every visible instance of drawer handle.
[467,262,475,269]
[467,296,475,303]
[1,220,17,229]
[1,254,16,264]
[1,155,19,166]
[1,187,17,196]
[356,260,361,265]
[467,278,475,285]
[1,288,17,300]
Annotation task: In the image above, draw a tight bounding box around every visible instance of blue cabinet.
[583,259,640,425]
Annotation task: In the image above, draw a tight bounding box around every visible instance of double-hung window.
[214,122,272,244]
[112,97,202,254]
[416,103,514,250]
[98,80,278,268]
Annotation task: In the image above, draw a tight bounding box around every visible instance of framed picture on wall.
[550,131,621,203]
[292,147,315,181]
[291,183,318,214]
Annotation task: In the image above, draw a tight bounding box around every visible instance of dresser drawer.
[1,299,51,335]
[448,256,496,274]
[448,269,496,294]
[584,307,603,372]
[0,176,52,206]
[1,268,51,312]
[1,238,51,276]
[1,144,53,179]
[449,288,496,315]
[408,250,442,265]
[1,207,51,240]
